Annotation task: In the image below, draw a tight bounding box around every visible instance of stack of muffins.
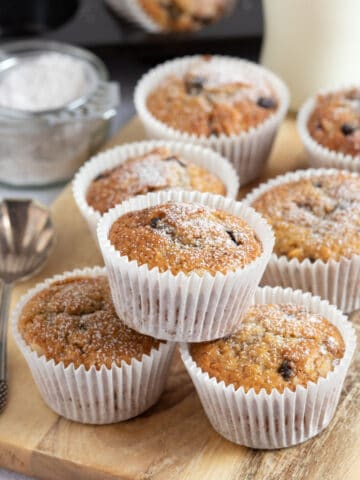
[12,55,357,450]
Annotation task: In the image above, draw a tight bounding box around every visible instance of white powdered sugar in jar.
[0,41,119,187]
[0,53,93,112]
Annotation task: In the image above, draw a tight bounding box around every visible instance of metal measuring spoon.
[0,199,55,412]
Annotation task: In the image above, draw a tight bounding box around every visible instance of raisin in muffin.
[18,275,162,369]
[307,88,360,157]
[139,0,230,31]
[86,147,226,214]
[251,171,360,262]
[146,56,278,137]
[191,303,345,393]
[108,201,262,275]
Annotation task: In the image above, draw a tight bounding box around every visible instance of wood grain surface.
[0,117,358,480]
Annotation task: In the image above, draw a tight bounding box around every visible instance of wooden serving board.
[1,117,359,480]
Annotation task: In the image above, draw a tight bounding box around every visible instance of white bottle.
[260,0,360,111]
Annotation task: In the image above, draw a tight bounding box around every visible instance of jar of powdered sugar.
[0,40,120,186]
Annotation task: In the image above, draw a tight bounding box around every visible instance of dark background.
[0,0,264,144]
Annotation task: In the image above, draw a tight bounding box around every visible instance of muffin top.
[307,88,360,156]
[86,147,226,214]
[251,171,360,262]
[109,201,262,275]
[139,0,229,31]
[146,56,278,137]
[18,275,162,370]
[191,303,345,394]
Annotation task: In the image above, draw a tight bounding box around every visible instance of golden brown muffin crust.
[146,57,278,137]
[18,276,162,370]
[251,171,360,262]
[109,201,262,275]
[139,0,229,31]
[191,303,345,393]
[308,88,360,157]
[86,147,226,214]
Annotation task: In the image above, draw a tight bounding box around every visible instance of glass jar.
[0,40,120,186]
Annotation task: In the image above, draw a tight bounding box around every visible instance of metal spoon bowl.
[0,199,55,412]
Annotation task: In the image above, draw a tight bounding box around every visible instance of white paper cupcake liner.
[104,0,236,33]
[134,55,289,185]
[244,168,360,313]
[297,86,360,173]
[73,140,240,241]
[180,285,356,449]
[97,190,274,342]
[11,266,174,424]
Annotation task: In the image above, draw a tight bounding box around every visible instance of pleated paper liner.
[12,266,175,424]
[97,190,274,342]
[180,286,356,449]
[134,55,289,185]
[244,168,360,312]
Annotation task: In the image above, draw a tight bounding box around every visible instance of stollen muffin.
[73,140,239,240]
[106,0,233,32]
[18,275,163,369]
[135,55,289,185]
[108,201,262,276]
[12,267,174,424]
[298,86,360,172]
[146,55,279,137]
[250,170,360,262]
[180,286,356,448]
[138,0,232,31]
[307,88,360,157]
[190,303,345,393]
[86,147,226,215]
[244,169,360,312]
[97,190,274,342]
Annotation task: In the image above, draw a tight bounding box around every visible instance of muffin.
[105,0,233,32]
[97,190,274,342]
[73,140,239,240]
[18,275,163,369]
[108,201,262,275]
[245,169,360,312]
[146,56,279,137]
[86,147,226,215]
[135,55,289,185]
[180,286,356,448]
[251,170,360,262]
[138,0,231,31]
[191,304,345,394]
[307,88,360,156]
[298,87,360,173]
[12,267,174,424]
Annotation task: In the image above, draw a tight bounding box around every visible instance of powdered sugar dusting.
[252,171,360,261]
[109,201,263,275]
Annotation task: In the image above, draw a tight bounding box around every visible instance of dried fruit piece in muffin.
[307,88,360,156]
[18,276,163,369]
[86,147,226,214]
[191,303,345,393]
[146,56,278,137]
[251,171,360,262]
[109,201,262,275]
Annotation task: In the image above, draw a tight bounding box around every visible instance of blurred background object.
[0,0,263,202]
[261,0,360,110]
[104,0,237,33]
[0,40,119,187]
